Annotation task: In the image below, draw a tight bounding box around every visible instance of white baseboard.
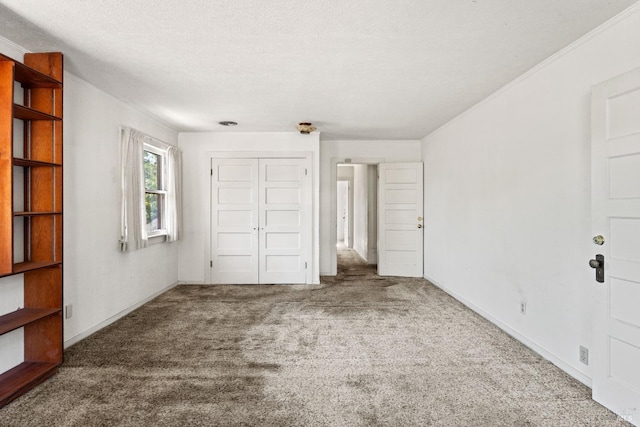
[424,274,592,388]
[178,281,207,285]
[64,281,179,349]
[180,281,322,286]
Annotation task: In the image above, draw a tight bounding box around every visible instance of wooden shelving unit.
[0,52,63,407]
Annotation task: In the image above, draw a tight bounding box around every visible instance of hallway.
[334,244,379,280]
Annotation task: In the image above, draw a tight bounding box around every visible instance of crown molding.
[0,34,29,59]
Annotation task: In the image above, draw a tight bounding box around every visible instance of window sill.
[148,233,167,245]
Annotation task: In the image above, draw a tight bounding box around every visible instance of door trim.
[207,151,313,284]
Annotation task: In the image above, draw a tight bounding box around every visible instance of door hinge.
[305,168,308,176]
[210,260,213,268]
[305,262,307,269]
[211,168,213,176]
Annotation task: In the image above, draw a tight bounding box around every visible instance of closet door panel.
[211,159,259,284]
[259,159,309,284]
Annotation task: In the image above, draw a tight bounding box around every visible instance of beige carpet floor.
[0,249,628,426]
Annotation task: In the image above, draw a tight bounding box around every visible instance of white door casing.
[211,157,310,284]
[592,67,640,426]
[377,162,424,277]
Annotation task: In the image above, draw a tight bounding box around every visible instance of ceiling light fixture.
[219,121,238,126]
[296,122,317,134]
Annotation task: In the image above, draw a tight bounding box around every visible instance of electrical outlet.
[579,346,589,365]
[65,304,73,319]
[520,301,526,314]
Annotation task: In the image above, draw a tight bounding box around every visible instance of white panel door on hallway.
[377,162,424,277]
[591,68,640,426]
[211,158,310,284]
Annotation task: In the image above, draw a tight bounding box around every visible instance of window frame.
[143,142,168,238]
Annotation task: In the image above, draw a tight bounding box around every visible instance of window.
[143,144,167,236]
[120,126,181,252]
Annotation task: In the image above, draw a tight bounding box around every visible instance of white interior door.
[337,181,348,244]
[211,159,259,284]
[259,158,310,284]
[377,162,423,277]
[592,68,640,426]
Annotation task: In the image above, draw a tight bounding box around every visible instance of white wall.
[63,74,179,346]
[178,132,321,284]
[421,5,640,385]
[0,36,180,365]
[353,164,368,260]
[321,140,421,275]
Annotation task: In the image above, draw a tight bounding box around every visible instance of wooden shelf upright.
[0,52,63,407]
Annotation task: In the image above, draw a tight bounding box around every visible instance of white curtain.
[119,127,148,251]
[165,145,182,242]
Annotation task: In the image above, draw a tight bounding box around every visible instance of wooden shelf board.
[0,308,60,335]
[14,211,62,217]
[7,261,62,276]
[13,104,61,121]
[0,53,62,89]
[0,362,58,407]
[13,158,62,168]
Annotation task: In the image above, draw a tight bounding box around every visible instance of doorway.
[330,158,424,278]
[335,163,379,269]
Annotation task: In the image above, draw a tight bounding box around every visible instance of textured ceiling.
[0,0,637,140]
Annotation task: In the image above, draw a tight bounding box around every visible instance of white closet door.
[259,158,309,284]
[377,162,424,277]
[211,159,259,284]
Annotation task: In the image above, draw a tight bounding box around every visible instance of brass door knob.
[417,224,423,229]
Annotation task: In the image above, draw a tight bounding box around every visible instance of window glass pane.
[144,151,161,190]
[145,193,161,232]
